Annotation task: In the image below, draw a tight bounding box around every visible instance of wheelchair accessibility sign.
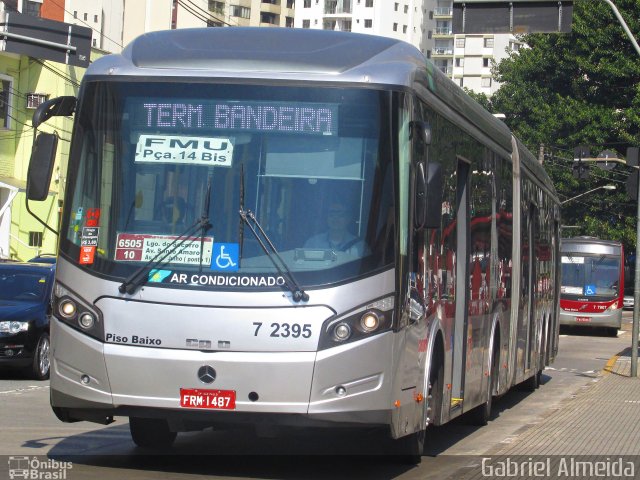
[584,284,597,296]
[211,243,239,272]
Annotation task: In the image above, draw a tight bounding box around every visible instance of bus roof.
[89,27,514,153]
[91,27,422,84]
[561,237,622,255]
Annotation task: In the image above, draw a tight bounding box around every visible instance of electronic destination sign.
[126,99,339,136]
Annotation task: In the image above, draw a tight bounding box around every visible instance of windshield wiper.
[238,208,309,303]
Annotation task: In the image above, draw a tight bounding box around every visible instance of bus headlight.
[319,296,394,350]
[360,312,380,332]
[54,282,104,341]
[333,323,352,341]
[59,299,77,319]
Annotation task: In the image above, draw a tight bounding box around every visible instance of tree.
[483,0,640,253]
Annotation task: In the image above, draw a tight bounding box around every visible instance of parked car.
[28,254,57,264]
[624,286,635,310]
[0,261,55,379]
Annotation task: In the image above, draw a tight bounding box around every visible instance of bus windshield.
[60,81,395,289]
[560,254,621,300]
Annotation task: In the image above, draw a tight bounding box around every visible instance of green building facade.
[0,51,100,261]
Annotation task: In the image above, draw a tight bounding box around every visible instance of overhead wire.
[180,0,237,26]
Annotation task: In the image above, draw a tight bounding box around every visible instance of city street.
[0,312,633,480]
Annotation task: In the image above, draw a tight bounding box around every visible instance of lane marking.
[0,385,50,395]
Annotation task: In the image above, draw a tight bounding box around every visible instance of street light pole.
[560,185,616,205]
[599,0,640,377]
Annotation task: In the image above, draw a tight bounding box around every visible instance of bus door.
[451,158,470,411]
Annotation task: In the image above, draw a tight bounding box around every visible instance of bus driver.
[304,201,366,256]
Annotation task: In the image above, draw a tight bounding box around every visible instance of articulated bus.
[560,237,624,336]
[26,28,561,460]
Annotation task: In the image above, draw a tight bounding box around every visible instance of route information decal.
[135,135,233,166]
[115,233,213,265]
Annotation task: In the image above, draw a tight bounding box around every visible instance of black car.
[0,262,55,379]
[28,254,57,264]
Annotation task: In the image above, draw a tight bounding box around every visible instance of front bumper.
[50,318,394,428]
[0,329,39,367]
[559,309,622,328]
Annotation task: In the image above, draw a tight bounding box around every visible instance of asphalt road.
[0,312,633,480]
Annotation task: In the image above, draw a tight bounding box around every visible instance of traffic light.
[627,169,638,201]
[572,161,590,179]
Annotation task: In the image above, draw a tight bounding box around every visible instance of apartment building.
[294,0,432,57]
[296,0,522,96]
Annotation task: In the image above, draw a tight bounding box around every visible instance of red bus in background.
[560,237,624,336]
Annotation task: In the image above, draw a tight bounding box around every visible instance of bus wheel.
[521,369,541,392]
[468,346,496,426]
[129,417,177,449]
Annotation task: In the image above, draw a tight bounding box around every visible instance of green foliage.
[488,0,640,253]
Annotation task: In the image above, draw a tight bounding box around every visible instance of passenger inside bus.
[304,200,366,256]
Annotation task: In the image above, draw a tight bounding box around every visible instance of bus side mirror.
[32,96,76,129]
[424,162,443,229]
[27,133,58,201]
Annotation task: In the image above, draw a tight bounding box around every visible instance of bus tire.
[468,342,497,426]
[521,369,541,391]
[129,417,177,449]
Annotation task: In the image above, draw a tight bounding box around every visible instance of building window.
[455,57,464,67]
[302,19,310,28]
[24,0,41,17]
[483,57,490,67]
[456,37,465,48]
[394,2,398,11]
[29,231,43,248]
[230,5,250,18]
[94,14,98,23]
[426,49,431,59]
[481,77,492,87]
[393,23,397,31]
[364,19,372,28]
[404,5,408,13]
[484,37,494,48]
[207,20,223,27]
[287,0,294,7]
[458,78,463,87]
[285,16,294,27]
[209,1,224,13]
[0,78,12,129]
[365,0,373,6]
[83,12,88,21]
[92,38,97,47]
[428,30,432,39]
[26,93,47,110]
[73,10,77,18]
[304,0,311,6]
[260,12,278,24]
[402,25,407,33]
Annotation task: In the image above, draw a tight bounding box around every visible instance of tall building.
[295,0,522,96]
[64,0,124,53]
[295,0,432,57]
[119,0,295,52]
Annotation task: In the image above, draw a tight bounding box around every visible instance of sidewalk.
[449,347,640,479]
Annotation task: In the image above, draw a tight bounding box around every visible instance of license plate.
[180,388,236,410]
[575,316,591,323]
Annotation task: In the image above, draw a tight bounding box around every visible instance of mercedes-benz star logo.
[197,365,216,384]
